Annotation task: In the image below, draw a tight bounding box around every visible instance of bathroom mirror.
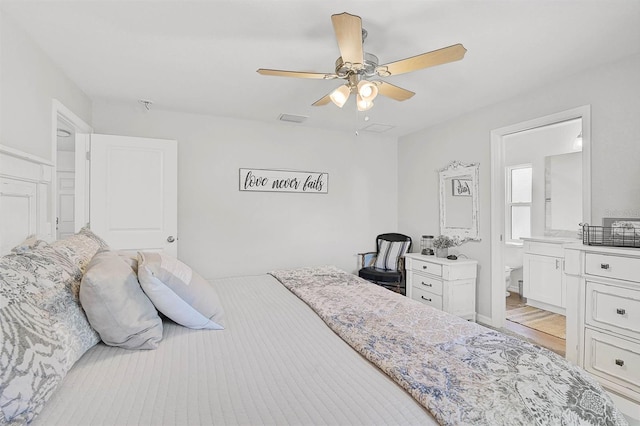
[544,152,582,237]
[439,161,480,241]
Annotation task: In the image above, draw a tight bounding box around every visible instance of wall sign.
[239,168,328,193]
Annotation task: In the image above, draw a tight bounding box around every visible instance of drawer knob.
[600,263,610,270]
[421,281,433,287]
[616,308,626,315]
[615,359,625,367]
[422,265,428,270]
[421,296,432,302]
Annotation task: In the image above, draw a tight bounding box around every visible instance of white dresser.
[564,243,640,420]
[404,253,477,321]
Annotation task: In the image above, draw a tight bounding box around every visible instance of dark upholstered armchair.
[358,233,412,294]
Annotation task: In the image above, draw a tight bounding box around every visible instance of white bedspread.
[34,274,436,425]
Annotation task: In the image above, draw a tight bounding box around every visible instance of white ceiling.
[3,0,639,138]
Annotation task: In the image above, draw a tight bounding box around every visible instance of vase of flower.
[436,247,448,258]
[432,235,460,258]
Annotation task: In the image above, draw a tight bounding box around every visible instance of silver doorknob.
[167,236,175,243]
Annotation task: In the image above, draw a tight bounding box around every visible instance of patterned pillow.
[374,240,410,271]
[0,229,107,424]
[50,226,109,298]
[10,235,47,254]
[50,226,109,271]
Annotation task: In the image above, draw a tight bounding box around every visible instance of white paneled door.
[90,134,178,256]
[56,171,75,240]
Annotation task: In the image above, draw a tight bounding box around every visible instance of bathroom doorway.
[489,106,591,355]
[52,100,92,237]
[55,117,76,239]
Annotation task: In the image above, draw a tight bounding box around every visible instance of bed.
[0,146,629,425]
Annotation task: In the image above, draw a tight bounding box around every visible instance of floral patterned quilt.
[270,266,628,426]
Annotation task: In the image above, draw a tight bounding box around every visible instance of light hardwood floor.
[505,293,566,357]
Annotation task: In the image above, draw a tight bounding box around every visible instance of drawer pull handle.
[421,281,433,287]
[421,296,432,302]
[616,308,626,315]
[422,265,428,270]
[615,359,625,367]
[600,263,610,270]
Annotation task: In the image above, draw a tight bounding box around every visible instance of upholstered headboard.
[0,145,54,255]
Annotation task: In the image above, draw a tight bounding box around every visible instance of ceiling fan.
[257,12,467,111]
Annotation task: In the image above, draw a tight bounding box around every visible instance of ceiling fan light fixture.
[257,12,467,114]
[356,95,374,112]
[357,80,378,102]
[330,85,351,108]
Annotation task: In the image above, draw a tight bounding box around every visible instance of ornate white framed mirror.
[439,161,480,241]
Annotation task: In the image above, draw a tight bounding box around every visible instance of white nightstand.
[405,253,478,321]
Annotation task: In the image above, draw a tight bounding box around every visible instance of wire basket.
[582,223,640,248]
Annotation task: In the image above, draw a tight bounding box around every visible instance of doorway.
[55,118,75,239]
[489,106,591,354]
[52,100,92,238]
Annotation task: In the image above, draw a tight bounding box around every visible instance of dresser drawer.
[584,328,640,394]
[411,286,443,310]
[585,253,640,283]
[411,273,443,296]
[586,281,640,339]
[411,259,443,277]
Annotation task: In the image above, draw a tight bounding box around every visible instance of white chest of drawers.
[405,253,478,321]
[564,244,640,420]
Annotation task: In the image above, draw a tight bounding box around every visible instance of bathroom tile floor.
[504,293,566,357]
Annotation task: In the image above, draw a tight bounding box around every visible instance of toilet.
[505,266,523,297]
[505,267,514,297]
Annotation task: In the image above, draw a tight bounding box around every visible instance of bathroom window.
[506,164,532,244]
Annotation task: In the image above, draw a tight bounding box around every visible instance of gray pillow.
[80,250,163,350]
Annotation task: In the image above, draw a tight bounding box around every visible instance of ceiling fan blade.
[312,92,333,106]
[377,44,467,76]
[375,81,415,101]
[257,69,337,79]
[331,12,364,67]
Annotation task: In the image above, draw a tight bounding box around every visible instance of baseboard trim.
[476,314,494,327]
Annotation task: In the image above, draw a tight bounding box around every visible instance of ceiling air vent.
[361,123,395,133]
[278,113,308,124]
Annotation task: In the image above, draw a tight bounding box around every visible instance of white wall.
[0,12,91,161]
[92,100,398,279]
[398,53,640,321]
[0,10,3,140]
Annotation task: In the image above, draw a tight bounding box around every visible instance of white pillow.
[137,252,224,330]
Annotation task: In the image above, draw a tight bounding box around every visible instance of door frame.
[51,99,93,236]
[489,105,591,328]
